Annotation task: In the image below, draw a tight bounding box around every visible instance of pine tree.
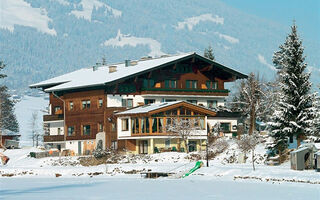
[204,45,215,60]
[269,22,315,151]
[312,92,320,137]
[0,62,19,134]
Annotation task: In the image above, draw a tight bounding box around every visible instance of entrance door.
[139,140,148,154]
[78,141,82,155]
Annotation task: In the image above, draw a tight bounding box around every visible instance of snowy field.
[14,96,47,146]
[5,96,319,199]
[1,144,319,200]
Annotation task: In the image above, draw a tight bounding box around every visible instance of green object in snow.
[182,161,204,178]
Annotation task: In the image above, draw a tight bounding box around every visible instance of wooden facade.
[38,54,246,153]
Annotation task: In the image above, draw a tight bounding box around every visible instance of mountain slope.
[0,0,319,91]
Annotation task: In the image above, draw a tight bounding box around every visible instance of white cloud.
[70,0,121,21]
[176,14,224,31]
[215,32,239,44]
[0,0,57,35]
[103,30,165,57]
[257,54,276,71]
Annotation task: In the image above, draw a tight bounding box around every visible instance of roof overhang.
[116,101,217,117]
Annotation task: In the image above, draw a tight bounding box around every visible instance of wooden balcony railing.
[43,135,64,142]
[43,114,64,122]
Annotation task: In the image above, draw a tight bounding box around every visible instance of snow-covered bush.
[236,133,259,170]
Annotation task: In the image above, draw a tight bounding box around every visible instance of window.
[69,102,74,110]
[111,123,116,132]
[122,99,133,108]
[164,80,177,88]
[187,100,197,104]
[131,118,139,134]
[207,100,217,109]
[83,125,91,135]
[57,128,61,135]
[98,99,103,108]
[111,141,118,150]
[206,81,218,89]
[121,119,129,131]
[98,123,103,132]
[143,79,155,88]
[82,100,91,109]
[220,123,231,132]
[67,126,74,136]
[54,106,61,113]
[186,80,198,89]
[165,139,170,148]
[144,99,155,105]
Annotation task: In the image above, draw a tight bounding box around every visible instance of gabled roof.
[30,52,247,92]
[116,101,217,117]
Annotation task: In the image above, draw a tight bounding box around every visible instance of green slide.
[182,161,204,178]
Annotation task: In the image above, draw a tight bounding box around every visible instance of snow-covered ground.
[1,142,319,199]
[14,96,47,146]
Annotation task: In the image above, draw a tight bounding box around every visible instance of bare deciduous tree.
[30,112,41,147]
[166,118,201,153]
[236,133,259,171]
[230,73,267,135]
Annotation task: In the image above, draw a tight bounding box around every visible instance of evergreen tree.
[0,62,19,134]
[269,23,315,151]
[204,45,215,60]
[312,91,320,137]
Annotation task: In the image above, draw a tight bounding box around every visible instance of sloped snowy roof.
[116,101,183,115]
[116,101,217,116]
[30,52,247,92]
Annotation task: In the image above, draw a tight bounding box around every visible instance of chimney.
[125,60,130,67]
[93,63,101,71]
[109,65,117,73]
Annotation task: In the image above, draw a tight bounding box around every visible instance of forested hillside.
[1,0,319,92]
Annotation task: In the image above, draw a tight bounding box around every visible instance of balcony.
[43,114,64,122]
[140,87,229,96]
[43,135,64,142]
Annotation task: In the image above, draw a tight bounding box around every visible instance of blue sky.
[222,0,320,42]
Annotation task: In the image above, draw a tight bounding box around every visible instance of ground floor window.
[83,125,91,135]
[165,139,170,148]
[188,141,197,152]
[220,123,231,132]
[111,141,118,150]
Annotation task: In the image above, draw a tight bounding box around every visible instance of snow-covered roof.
[116,101,183,115]
[116,101,217,116]
[30,52,247,92]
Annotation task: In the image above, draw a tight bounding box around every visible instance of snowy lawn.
[1,144,320,199]
[1,176,319,200]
